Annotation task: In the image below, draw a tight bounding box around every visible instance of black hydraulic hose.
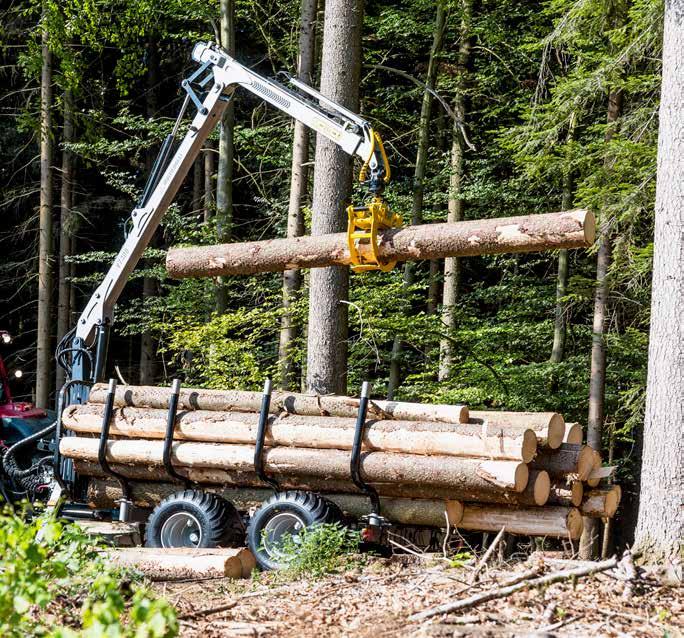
[254,379,279,493]
[350,381,381,516]
[2,422,56,480]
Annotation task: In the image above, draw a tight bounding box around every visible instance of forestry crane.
[1,42,399,506]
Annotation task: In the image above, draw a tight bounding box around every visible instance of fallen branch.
[409,555,620,621]
[469,527,506,584]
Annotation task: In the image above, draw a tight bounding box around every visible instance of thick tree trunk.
[204,142,215,223]
[167,210,595,278]
[634,0,684,562]
[86,382,468,422]
[36,18,53,409]
[305,0,363,395]
[581,88,623,559]
[61,437,529,495]
[215,0,236,313]
[387,2,447,397]
[63,404,535,462]
[439,0,472,380]
[192,156,203,215]
[56,87,74,392]
[278,0,319,390]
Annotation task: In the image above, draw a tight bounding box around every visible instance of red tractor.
[0,331,55,503]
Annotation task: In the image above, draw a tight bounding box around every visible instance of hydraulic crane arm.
[67,42,395,385]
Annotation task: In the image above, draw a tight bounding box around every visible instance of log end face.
[445,500,464,526]
[604,490,619,518]
[522,429,538,463]
[533,470,550,506]
[458,405,470,424]
[547,414,566,449]
[514,462,529,493]
[566,507,584,539]
[580,209,596,245]
[577,446,595,481]
[564,423,583,445]
[570,480,584,507]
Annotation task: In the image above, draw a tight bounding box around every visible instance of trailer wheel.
[247,490,342,571]
[144,489,244,549]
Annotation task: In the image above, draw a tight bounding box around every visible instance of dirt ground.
[155,553,683,638]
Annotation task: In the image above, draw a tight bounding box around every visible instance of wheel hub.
[160,512,203,548]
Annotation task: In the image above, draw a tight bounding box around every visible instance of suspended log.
[580,486,621,518]
[563,423,583,445]
[548,480,584,507]
[86,383,469,424]
[529,443,594,480]
[105,547,254,581]
[459,504,583,539]
[63,404,536,462]
[86,480,464,528]
[586,465,616,488]
[61,437,529,494]
[80,460,536,507]
[166,210,595,278]
[468,411,565,449]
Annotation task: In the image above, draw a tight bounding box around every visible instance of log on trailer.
[165,210,595,278]
[63,404,537,462]
[468,410,565,449]
[61,437,529,496]
[86,383,469,424]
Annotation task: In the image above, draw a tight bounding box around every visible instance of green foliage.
[265,523,362,580]
[0,508,177,638]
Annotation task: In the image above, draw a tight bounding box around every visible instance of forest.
[0,0,682,634]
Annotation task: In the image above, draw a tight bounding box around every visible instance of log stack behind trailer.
[60,384,621,541]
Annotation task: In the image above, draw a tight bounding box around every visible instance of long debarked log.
[529,443,594,480]
[61,437,529,494]
[166,210,595,278]
[63,404,536,462]
[79,460,541,507]
[86,384,469,424]
[459,504,583,539]
[468,411,565,449]
[86,480,464,527]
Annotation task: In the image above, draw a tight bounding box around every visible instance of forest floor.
[155,552,683,638]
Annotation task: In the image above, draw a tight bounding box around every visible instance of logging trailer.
[1,42,602,571]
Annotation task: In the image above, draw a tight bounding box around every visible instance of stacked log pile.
[60,384,621,541]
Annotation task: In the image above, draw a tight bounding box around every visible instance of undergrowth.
[266,522,362,579]
[0,507,178,638]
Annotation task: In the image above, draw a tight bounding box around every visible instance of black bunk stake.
[97,379,133,521]
[254,379,279,493]
[351,381,386,534]
[163,379,190,488]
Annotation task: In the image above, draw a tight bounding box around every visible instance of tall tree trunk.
[387,2,447,398]
[56,87,74,392]
[305,0,363,395]
[215,0,236,314]
[192,156,203,215]
[139,40,160,385]
[438,0,472,381]
[579,89,623,560]
[36,14,53,409]
[278,0,319,390]
[204,142,215,223]
[549,115,576,364]
[634,0,684,562]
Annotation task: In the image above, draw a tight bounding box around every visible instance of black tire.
[144,489,244,549]
[247,490,342,571]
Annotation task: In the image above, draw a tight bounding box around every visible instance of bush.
[0,507,178,637]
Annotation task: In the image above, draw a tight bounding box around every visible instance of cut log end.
[532,470,550,507]
[566,507,584,540]
[515,463,529,492]
[522,429,538,463]
[563,423,583,445]
[580,486,621,518]
[547,414,565,449]
[577,446,595,481]
[570,480,584,507]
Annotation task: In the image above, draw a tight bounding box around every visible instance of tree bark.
[166,210,595,278]
[529,444,594,480]
[580,486,621,518]
[548,480,583,507]
[56,87,74,392]
[278,0,319,390]
[634,0,684,562]
[304,0,363,395]
[204,142,215,223]
[86,382,469,423]
[215,0,236,314]
[439,0,473,380]
[36,15,53,409]
[581,88,623,559]
[63,404,535,462]
[387,1,447,397]
[60,437,529,495]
